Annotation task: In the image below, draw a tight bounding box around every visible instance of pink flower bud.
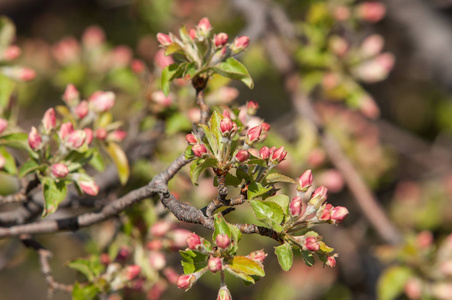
[177,274,195,290]
[3,45,21,61]
[89,91,115,112]
[100,253,110,265]
[154,49,174,69]
[111,45,132,69]
[66,130,86,149]
[417,231,433,249]
[333,5,350,21]
[186,134,197,145]
[259,146,270,159]
[157,33,172,46]
[163,267,179,284]
[220,118,234,136]
[319,203,333,221]
[192,144,208,157]
[271,146,287,163]
[151,90,173,107]
[262,122,271,132]
[52,37,80,65]
[82,26,105,48]
[246,125,262,144]
[63,84,80,106]
[0,154,5,169]
[326,256,336,268]
[246,101,259,115]
[149,251,166,270]
[361,34,384,57]
[42,108,56,133]
[217,286,232,300]
[79,178,99,196]
[235,150,249,162]
[289,196,303,218]
[18,67,36,81]
[0,118,8,135]
[311,186,328,201]
[248,250,267,263]
[170,229,191,248]
[59,122,73,141]
[329,36,349,57]
[131,59,146,74]
[331,206,349,224]
[216,234,230,249]
[189,28,197,39]
[198,18,212,35]
[147,239,163,251]
[95,128,107,140]
[232,36,250,53]
[404,278,422,299]
[208,257,222,273]
[186,232,202,250]
[297,170,313,192]
[151,220,172,237]
[125,265,141,280]
[357,2,386,23]
[108,130,127,142]
[51,163,69,178]
[304,237,320,252]
[75,101,89,119]
[214,33,228,47]
[28,127,42,151]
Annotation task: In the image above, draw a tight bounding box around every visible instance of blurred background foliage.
[1,0,452,299]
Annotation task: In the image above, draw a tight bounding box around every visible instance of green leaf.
[199,124,217,154]
[301,250,315,267]
[225,265,255,284]
[42,177,68,217]
[106,142,129,185]
[0,17,15,48]
[209,111,223,147]
[0,147,16,175]
[161,63,184,96]
[250,200,284,232]
[246,159,267,167]
[184,145,195,160]
[247,182,272,200]
[275,243,293,271]
[18,159,41,178]
[89,150,105,172]
[212,57,254,89]
[265,173,296,184]
[68,259,96,281]
[165,43,182,55]
[179,249,208,274]
[266,194,290,218]
[0,133,29,150]
[228,256,265,277]
[72,282,99,300]
[236,168,251,182]
[377,266,413,300]
[190,157,218,185]
[213,213,231,241]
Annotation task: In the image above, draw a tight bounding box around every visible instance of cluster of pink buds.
[220,111,238,139]
[258,145,288,165]
[156,17,250,68]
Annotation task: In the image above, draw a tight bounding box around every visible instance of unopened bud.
[297,170,313,192]
[192,144,208,157]
[357,2,386,23]
[186,233,202,250]
[108,130,127,142]
[235,150,249,163]
[259,146,270,160]
[177,274,195,290]
[163,267,179,285]
[79,177,99,196]
[42,108,56,133]
[151,220,172,237]
[220,118,234,136]
[214,33,228,47]
[82,26,105,48]
[198,18,212,36]
[28,126,42,151]
[309,186,328,209]
[331,206,349,224]
[66,130,86,149]
[208,257,222,273]
[318,203,333,221]
[361,34,384,57]
[304,237,320,252]
[231,36,250,53]
[157,33,172,46]
[59,122,74,141]
[63,84,80,106]
[217,286,232,300]
[2,45,21,61]
[186,134,197,145]
[271,146,287,163]
[89,91,115,112]
[326,255,337,268]
[95,128,107,140]
[51,163,69,178]
[149,251,166,270]
[216,234,230,249]
[248,250,267,263]
[246,101,259,115]
[262,122,271,132]
[289,196,303,218]
[246,125,262,145]
[75,101,89,119]
[125,265,141,280]
[189,28,197,40]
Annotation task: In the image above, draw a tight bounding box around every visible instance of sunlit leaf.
[275,243,293,271]
[106,142,129,185]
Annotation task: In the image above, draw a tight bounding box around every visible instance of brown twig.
[20,234,73,297]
